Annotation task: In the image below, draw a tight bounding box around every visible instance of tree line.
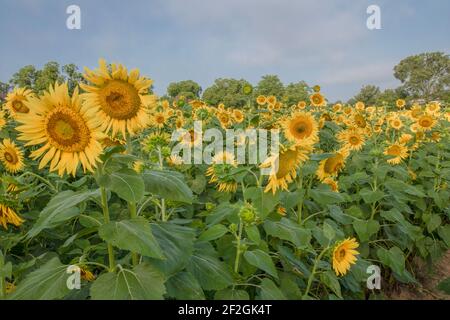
[1,52,448,107]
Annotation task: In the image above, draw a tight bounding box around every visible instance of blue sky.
[1,0,449,101]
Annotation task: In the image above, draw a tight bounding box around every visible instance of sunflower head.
[309,92,326,107]
[5,87,33,118]
[283,112,319,147]
[384,143,408,165]
[16,83,104,176]
[416,114,435,131]
[206,151,238,193]
[332,238,359,276]
[256,95,267,105]
[316,150,348,181]
[337,128,365,151]
[0,139,24,173]
[81,59,157,137]
[396,99,406,108]
[261,145,312,194]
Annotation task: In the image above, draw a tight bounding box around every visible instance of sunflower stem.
[128,201,139,266]
[302,246,329,299]
[234,218,244,274]
[100,187,115,272]
[157,147,167,221]
[297,168,304,224]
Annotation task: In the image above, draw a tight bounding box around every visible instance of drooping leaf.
[187,251,233,291]
[244,249,278,279]
[165,271,205,300]
[27,189,100,238]
[98,217,164,259]
[264,218,311,249]
[258,279,286,300]
[90,263,165,300]
[142,170,193,203]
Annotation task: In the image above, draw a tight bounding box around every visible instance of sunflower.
[355,101,365,111]
[4,87,33,118]
[180,129,202,148]
[316,149,348,181]
[152,110,170,128]
[16,83,104,176]
[309,92,326,107]
[416,114,436,131]
[332,238,359,276]
[297,101,307,109]
[283,112,319,147]
[175,116,185,129]
[256,95,267,105]
[261,145,312,194]
[267,96,277,105]
[0,204,24,229]
[396,99,406,108]
[337,128,365,151]
[232,109,245,123]
[206,151,238,193]
[80,59,157,137]
[399,133,413,144]
[0,139,24,173]
[0,111,6,129]
[332,103,342,113]
[352,113,367,129]
[389,117,403,130]
[425,102,440,115]
[217,111,232,128]
[384,143,408,165]
[79,267,96,282]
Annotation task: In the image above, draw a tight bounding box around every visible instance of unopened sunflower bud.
[205,202,215,211]
[229,223,237,233]
[239,203,257,224]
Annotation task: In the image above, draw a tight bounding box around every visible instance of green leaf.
[215,288,249,300]
[149,223,196,276]
[8,257,70,300]
[244,186,279,219]
[206,202,239,226]
[377,246,405,276]
[258,279,286,300]
[90,263,165,300]
[359,188,385,204]
[323,222,336,241]
[426,215,442,233]
[320,270,342,298]
[166,272,205,300]
[264,218,311,249]
[187,252,233,291]
[310,188,345,205]
[27,189,100,238]
[99,218,164,259]
[244,249,278,279]
[199,224,229,241]
[106,168,144,203]
[437,225,450,247]
[353,220,380,242]
[245,225,261,245]
[328,205,353,224]
[142,170,193,203]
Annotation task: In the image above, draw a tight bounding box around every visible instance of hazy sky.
[1,0,449,101]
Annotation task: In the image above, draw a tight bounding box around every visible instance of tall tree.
[167,80,202,100]
[254,75,285,99]
[283,81,310,106]
[202,78,251,107]
[0,81,10,102]
[349,85,381,105]
[394,52,450,100]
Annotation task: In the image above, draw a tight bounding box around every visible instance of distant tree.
[254,75,285,99]
[0,81,10,102]
[394,52,450,100]
[282,81,310,106]
[62,64,85,94]
[375,87,407,106]
[202,78,251,107]
[167,80,202,100]
[9,65,39,89]
[349,85,381,105]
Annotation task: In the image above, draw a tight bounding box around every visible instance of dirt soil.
[388,250,450,300]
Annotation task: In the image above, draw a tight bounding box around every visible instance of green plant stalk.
[297,168,304,224]
[157,147,167,221]
[128,202,139,266]
[302,246,329,299]
[234,219,244,273]
[100,187,115,272]
[370,159,379,220]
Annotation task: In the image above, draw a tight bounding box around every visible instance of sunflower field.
[0,59,449,300]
